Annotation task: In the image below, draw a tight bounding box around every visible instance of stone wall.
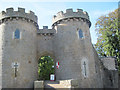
[92,46,104,88]
[93,46,118,88]
[101,57,117,70]
[37,27,55,60]
[1,18,38,88]
[100,57,118,88]
[102,69,118,88]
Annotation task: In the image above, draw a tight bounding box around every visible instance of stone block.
[34,81,44,90]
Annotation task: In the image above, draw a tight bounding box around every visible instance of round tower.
[0,7,38,88]
[52,9,99,87]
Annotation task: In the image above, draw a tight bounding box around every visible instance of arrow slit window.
[81,60,88,78]
[83,61,87,77]
[14,29,20,39]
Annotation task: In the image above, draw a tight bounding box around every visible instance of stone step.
[44,80,59,84]
[44,80,66,89]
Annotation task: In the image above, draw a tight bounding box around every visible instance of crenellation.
[66,8,73,13]
[0,11,5,15]
[28,10,35,15]
[18,7,25,13]
[52,8,91,27]
[37,28,55,35]
[76,9,83,12]
[53,15,56,18]
[6,8,14,14]
[0,7,37,23]
[43,26,48,29]
[57,11,63,17]
[83,11,88,16]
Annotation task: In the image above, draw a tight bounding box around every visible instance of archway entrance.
[38,56,55,80]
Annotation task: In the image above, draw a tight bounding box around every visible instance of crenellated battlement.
[37,26,55,36]
[0,7,38,23]
[52,8,91,27]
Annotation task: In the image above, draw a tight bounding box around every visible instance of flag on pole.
[56,61,59,69]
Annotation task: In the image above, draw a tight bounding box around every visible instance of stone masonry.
[0,7,118,89]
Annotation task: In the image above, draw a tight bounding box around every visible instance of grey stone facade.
[0,7,118,89]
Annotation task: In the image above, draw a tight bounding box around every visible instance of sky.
[0,1,119,44]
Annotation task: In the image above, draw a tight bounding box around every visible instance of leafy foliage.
[38,56,54,80]
[95,8,120,71]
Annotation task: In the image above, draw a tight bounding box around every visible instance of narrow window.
[78,29,83,38]
[14,29,20,39]
[83,61,87,77]
[81,60,88,78]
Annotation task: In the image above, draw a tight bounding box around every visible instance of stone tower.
[52,9,103,87]
[0,8,38,88]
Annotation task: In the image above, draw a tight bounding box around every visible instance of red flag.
[56,62,59,69]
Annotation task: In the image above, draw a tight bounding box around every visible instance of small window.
[14,29,20,39]
[78,29,83,38]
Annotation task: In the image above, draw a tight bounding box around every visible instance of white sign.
[50,74,55,81]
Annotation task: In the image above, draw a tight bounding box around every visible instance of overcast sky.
[0,1,118,44]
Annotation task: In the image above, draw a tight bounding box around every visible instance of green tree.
[95,8,120,72]
[38,56,54,80]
